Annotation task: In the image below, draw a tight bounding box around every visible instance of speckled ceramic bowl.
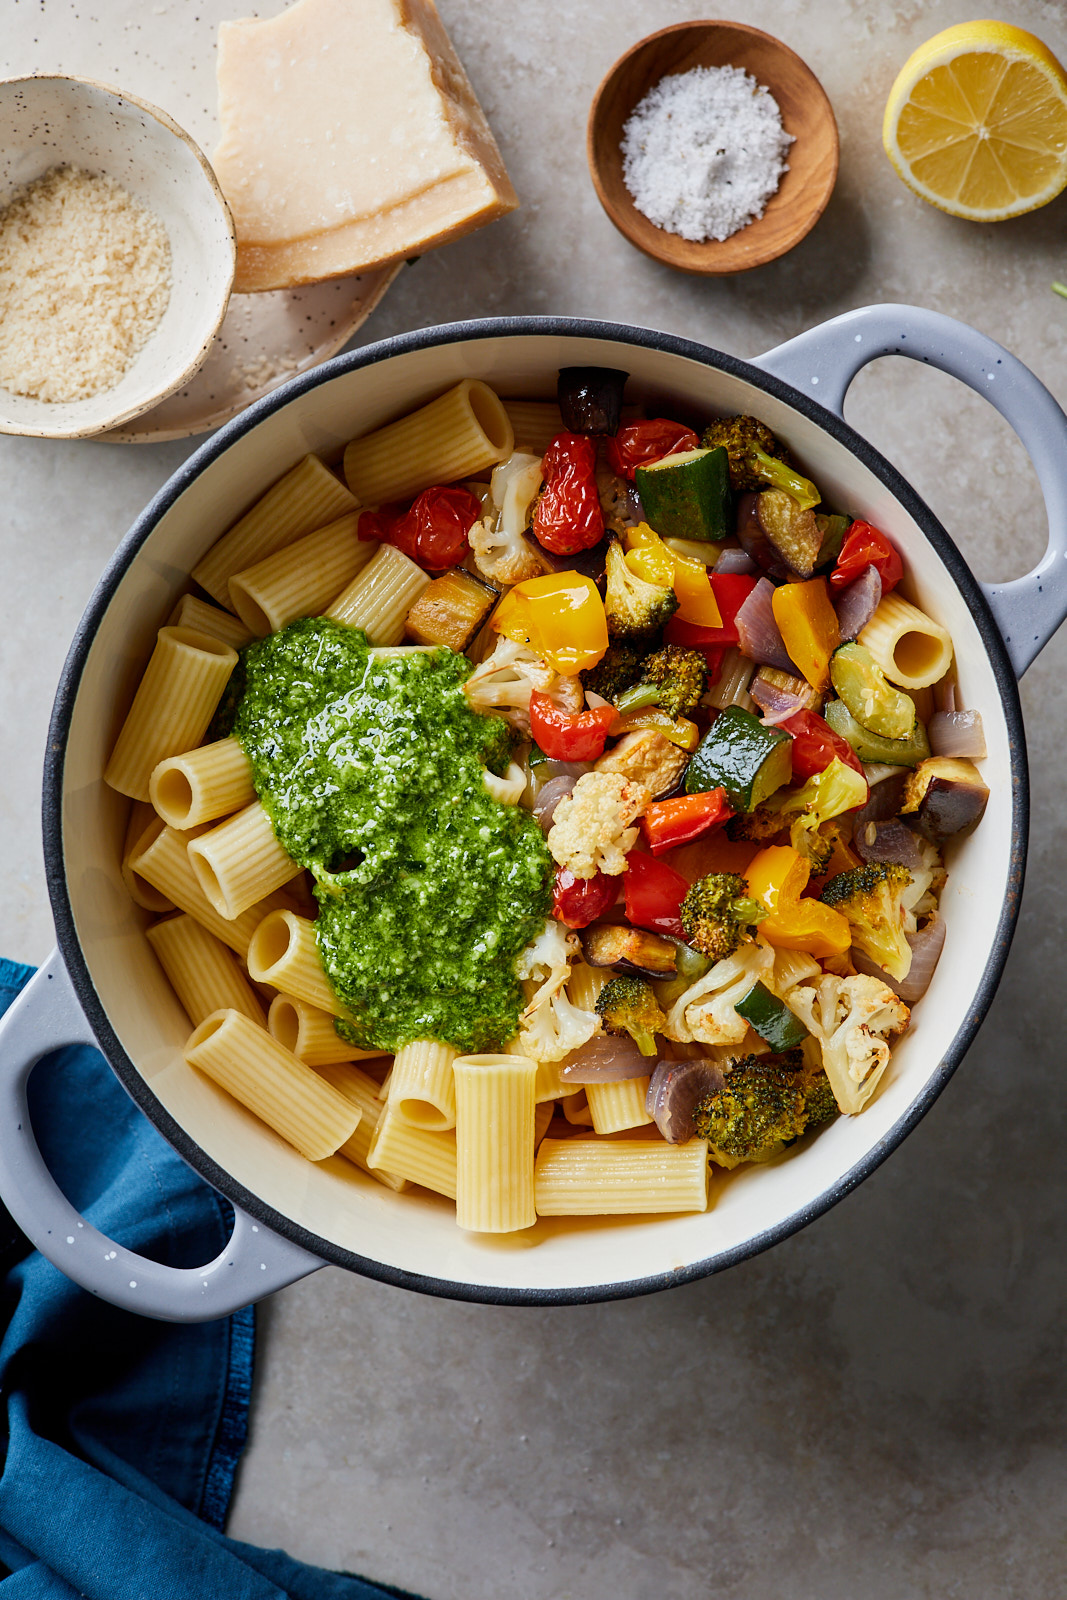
[0,75,235,439]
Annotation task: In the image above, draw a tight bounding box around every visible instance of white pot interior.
[56,332,1015,1296]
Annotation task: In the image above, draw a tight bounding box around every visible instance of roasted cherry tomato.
[606,419,699,481]
[829,521,903,594]
[780,707,866,781]
[623,849,690,938]
[383,485,482,571]
[552,866,618,928]
[529,691,616,761]
[533,432,604,555]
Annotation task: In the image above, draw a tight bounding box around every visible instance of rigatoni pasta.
[121,800,175,914]
[367,1107,457,1198]
[227,512,378,636]
[169,594,255,650]
[246,909,351,1018]
[188,800,304,919]
[313,1062,407,1191]
[586,1077,653,1135]
[104,628,237,801]
[343,379,513,505]
[323,542,430,643]
[149,737,255,830]
[146,914,266,1027]
[534,1138,709,1215]
[453,1054,537,1232]
[130,816,293,958]
[388,1039,458,1130]
[858,592,954,689]
[268,994,384,1066]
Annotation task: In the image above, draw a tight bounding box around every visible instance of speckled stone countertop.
[4,2,1067,1596]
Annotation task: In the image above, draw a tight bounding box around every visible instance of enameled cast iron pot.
[2,305,1065,1323]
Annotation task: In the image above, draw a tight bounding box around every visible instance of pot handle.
[0,952,325,1323]
[752,302,1067,678]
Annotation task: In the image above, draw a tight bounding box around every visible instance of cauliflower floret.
[517,988,599,1064]
[783,973,910,1115]
[547,770,650,879]
[468,452,548,585]
[464,637,557,734]
[469,516,547,586]
[665,939,775,1046]
[516,917,580,1007]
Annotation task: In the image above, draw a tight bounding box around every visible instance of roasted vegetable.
[603,538,678,643]
[404,567,497,652]
[594,727,689,799]
[614,643,708,718]
[783,974,909,1115]
[771,578,841,691]
[830,642,917,741]
[557,366,628,435]
[702,415,819,509]
[595,975,667,1056]
[761,757,869,872]
[581,923,679,975]
[821,861,914,982]
[823,695,931,767]
[691,1048,837,1168]
[686,704,792,813]
[635,447,732,542]
[738,489,824,582]
[580,640,645,702]
[900,756,989,844]
[679,872,766,962]
[733,980,809,1051]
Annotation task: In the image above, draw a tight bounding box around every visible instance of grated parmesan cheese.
[621,65,794,243]
[0,166,172,403]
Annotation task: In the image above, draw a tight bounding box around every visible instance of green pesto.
[233,617,553,1054]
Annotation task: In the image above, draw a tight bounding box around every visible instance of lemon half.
[883,20,1067,220]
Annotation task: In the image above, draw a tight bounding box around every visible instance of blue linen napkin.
[0,958,421,1600]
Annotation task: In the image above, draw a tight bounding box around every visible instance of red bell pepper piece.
[780,707,866,781]
[605,419,699,481]
[382,485,481,570]
[664,573,757,652]
[552,867,618,928]
[529,691,616,762]
[640,788,734,856]
[829,521,903,594]
[533,432,604,555]
[623,850,690,938]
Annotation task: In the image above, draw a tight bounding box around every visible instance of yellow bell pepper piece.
[624,524,723,627]
[771,578,840,692]
[491,571,607,676]
[744,844,851,958]
[612,707,701,751]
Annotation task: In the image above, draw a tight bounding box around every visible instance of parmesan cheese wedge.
[212,0,519,293]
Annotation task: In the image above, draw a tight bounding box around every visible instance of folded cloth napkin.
[0,959,420,1600]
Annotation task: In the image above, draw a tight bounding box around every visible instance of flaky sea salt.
[621,64,794,243]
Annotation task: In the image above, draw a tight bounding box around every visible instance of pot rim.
[41,315,1028,1305]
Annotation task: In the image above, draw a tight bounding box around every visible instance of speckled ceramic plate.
[3,0,402,442]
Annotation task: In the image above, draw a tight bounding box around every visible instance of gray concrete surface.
[3,1,1067,1595]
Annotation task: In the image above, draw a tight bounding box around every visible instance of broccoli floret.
[691,1048,836,1167]
[581,640,646,702]
[702,415,819,509]
[604,538,678,644]
[614,644,708,718]
[694,1043,831,1171]
[679,872,766,962]
[595,975,667,1056]
[821,862,914,982]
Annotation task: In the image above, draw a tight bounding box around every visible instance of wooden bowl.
[587,20,839,274]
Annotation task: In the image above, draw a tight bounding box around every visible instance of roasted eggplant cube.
[901,756,989,845]
[581,923,679,976]
[738,488,823,582]
[557,367,628,435]
[404,569,498,652]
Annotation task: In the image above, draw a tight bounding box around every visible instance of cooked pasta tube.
[104,628,238,802]
[184,1010,360,1162]
[561,1090,594,1126]
[534,1138,709,1215]
[188,801,303,920]
[268,994,384,1066]
[246,909,351,1019]
[587,1077,653,1135]
[323,543,430,644]
[388,1040,458,1130]
[502,399,564,456]
[367,1106,457,1199]
[343,380,513,506]
[704,645,756,712]
[168,594,254,650]
[146,914,265,1027]
[482,762,526,806]
[149,737,256,830]
[858,593,954,690]
[121,801,175,914]
[533,1057,580,1103]
[313,1062,407,1191]
[192,455,358,607]
[453,1054,537,1233]
[130,817,292,958]
[227,512,378,636]
[567,961,610,1012]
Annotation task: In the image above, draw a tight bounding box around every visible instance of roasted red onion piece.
[646,1058,726,1143]
[853,817,926,871]
[834,564,882,642]
[929,709,987,760]
[852,913,946,1004]
[560,1034,652,1083]
[847,769,908,841]
[735,577,800,674]
[714,546,759,576]
[749,671,808,726]
[533,775,578,831]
